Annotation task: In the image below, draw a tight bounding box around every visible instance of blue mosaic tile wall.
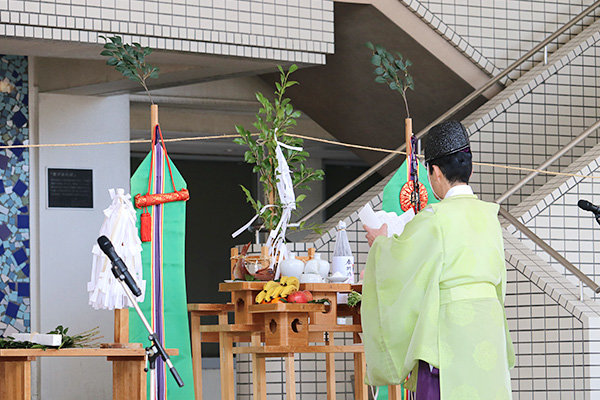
[0,55,29,336]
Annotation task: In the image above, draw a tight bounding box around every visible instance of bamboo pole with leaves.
[100,35,159,104]
[99,36,160,343]
[366,42,414,118]
[366,42,426,212]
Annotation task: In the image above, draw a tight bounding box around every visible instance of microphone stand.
[111,264,184,388]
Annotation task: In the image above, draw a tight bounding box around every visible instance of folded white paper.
[359,204,415,237]
[358,203,382,229]
[12,333,62,346]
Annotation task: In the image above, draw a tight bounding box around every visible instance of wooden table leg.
[285,353,296,400]
[325,334,336,400]
[190,312,203,400]
[251,333,266,400]
[109,356,146,400]
[354,352,367,399]
[0,356,32,400]
[219,314,235,400]
[353,327,368,400]
[388,384,403,400]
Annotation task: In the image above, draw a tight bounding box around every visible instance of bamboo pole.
[151,104,159,132]
[405,117,412,182]
[114,105,159,344]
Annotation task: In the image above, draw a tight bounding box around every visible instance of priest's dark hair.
[427,149,472,184]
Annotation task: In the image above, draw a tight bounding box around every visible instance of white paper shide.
[88,188,145,310]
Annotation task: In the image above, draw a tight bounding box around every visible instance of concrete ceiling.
[0,37,296,95]
[129,77,362,162]
[261,2,489,172]
[10,2,495,166]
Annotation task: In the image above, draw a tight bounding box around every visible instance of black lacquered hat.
[423,120,470,162]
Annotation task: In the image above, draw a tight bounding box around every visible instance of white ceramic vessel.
[278,252,305,279]
[315,253,330,280]
[299,273,323,283]
[304,257,320,275]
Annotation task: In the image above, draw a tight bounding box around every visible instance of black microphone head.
[97,235,113,252]
[578,199,594,212]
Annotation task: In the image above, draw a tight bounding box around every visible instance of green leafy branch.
[234,65,324,232]
[0,326,102,350]
[366,42,414,118]
[49,325,102,349]
[100,35,159,104]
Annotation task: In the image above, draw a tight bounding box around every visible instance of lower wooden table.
[0,347,178,400]
[189,282,405,400]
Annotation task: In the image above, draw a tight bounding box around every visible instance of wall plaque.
[47,168,93,208]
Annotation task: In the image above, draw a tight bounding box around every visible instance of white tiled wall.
[504,233,600,399]
[460,20,600,209]
[508,144,600,302]
[402,0,600,81]
[0,0,334,63]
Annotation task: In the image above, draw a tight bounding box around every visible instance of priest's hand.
[364,223,388,246]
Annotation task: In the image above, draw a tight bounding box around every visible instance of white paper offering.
[12,333,62,346]
[359,204,415,237]
[358,203,382,229]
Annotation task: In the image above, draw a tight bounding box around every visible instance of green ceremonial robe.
[362,193,515,399]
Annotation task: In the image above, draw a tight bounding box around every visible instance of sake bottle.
[332,221,354,324]
[331,221,354,283]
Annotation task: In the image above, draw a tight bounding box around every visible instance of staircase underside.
[261,2,488,169]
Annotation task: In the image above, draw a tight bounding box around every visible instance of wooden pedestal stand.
[187,248,405,400]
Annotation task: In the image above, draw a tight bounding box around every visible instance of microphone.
[97,235,142,297]
[578,199,600,215]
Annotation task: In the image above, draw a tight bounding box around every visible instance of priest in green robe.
[362,120,514,399]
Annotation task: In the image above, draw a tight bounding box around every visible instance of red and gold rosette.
[399,180,428,212]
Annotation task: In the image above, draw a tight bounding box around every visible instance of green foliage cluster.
[234,65,324,232]
[348,290,363,307]
[366,42,414,118]
[100,35,159,103]
[0,325,101,350]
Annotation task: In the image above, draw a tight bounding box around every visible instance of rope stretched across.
[2,132,599,180]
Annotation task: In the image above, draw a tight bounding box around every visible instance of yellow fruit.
[264,281,279,291]
[255,290,267,304]
[265,284,282,302]
[285,277,299,289]
[281,286,296,298]
[272,285,285,298]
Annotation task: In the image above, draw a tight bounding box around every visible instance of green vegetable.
[348,291,362,307]
[308,298,331,305]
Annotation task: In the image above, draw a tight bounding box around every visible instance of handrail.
[498,207,600,294]
[496,118,600,203]
[299,0,600,223]
[493,119,600,295]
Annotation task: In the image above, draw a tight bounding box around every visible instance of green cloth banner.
[382,160,438,215]
[130,150,194,399]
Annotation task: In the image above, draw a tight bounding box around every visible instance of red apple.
[287,291,308,303]
[302,290,313,302]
